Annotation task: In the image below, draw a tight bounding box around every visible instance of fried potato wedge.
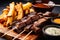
[15,2,32,11]
[23,2,32,10]
[0,9,9,19]
[0,9,9,23]
[6,17,13,26]
[16,2,23,20]
[7,2,15,16]
[6,2,15,26]
[0,2,33,27]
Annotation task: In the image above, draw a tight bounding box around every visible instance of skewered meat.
[31,17,50,33]
[28,14,40,22]
[24,24,32,32]
[13,12,52,33]
[13,12,43,33]
[23,17,50,33]
[21,17,32,25]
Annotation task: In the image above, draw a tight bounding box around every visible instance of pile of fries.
[0,2,35,27]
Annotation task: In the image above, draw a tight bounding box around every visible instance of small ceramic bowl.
[42,25,60,40]
[33,3,54,12]
[51,16,60,25]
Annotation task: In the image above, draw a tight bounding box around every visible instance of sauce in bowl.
[45,27,60,36]
[53,18,60,24]
[33,3,51,8]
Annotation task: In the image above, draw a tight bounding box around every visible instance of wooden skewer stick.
[1,26,18,37]
[1,21,17,37]
[12,30,25,40]
[21,30,33,40]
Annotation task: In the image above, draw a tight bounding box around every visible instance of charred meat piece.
[24,24,32,32]
[14,22,26,33]
[28,14,40,22]
[16,22,26,30]
[31,25,40,33]
[21,16,32,25]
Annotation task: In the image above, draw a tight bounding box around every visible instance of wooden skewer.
[21,30,33,40]
[1,21,19,37]
[12,30,25,40]
[1,21,17,37]
[1,26,18,37]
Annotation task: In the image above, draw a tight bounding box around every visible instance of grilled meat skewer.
[24,17,50,33]
[12,24,32,40]
[13,17,50,40]
[21,17,50,40]
[14,12,52,33]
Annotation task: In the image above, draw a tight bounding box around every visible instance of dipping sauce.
[45,27,60,36]
[53,18,60,24]
[34,3,51,8]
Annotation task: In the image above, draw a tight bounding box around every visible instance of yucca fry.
[15,2,32,11]
[6,2,15,26]
[0,9,9,18]
[16,2,23,20]
[2,9,9,15]
[0,9,9,23]
[6,17,13,26]
[23,2,32,10]
[25,8,35,14]
[7,2,15,16]
[13,11,17,20]
[15,3,19,11]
